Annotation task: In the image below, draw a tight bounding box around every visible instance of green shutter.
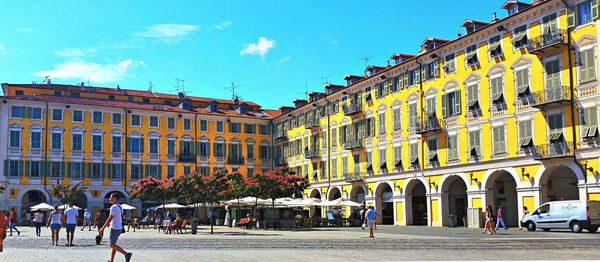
[433,61,439,78]
[587,49,596,81]
[4,160,9,177]
[25,107,32,119]
[441,94,447,118]
[144,164,149,177]
[105,163,112,179]
[64,161,69,178]
[593,0,599,20]
[455,90,462,115]
[567,5,575,28]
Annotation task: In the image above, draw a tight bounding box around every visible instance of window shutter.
[105,163,111,179]
[64,161,70,178]
[126,138,132,152]
[158,165,162,178]
[567,5,575,28]
[191,141,196,155]
[144,164,149,177]
[138,138,144,152]
[593,0,599,21]
[369,118,375,136]
[454,90,462,115]
[433,61,440,78]
[587,49,596,81]
[441,94,447,118]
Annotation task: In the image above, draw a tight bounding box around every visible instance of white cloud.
[135,23,199,43]
[33,59,144,83]
[240,37,276,58]
[55,48,97,57]
[209,21,232,30]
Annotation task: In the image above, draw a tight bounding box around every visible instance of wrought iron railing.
[534,141,574,160]
[344,172,363,182]
[532,86,571,107]
[305,148,320,159]
[178,154,196,162]
[342,102,363,116]
[344,139,364,150]
[527,29,568,53]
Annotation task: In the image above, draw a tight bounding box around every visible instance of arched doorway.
[485,171,518,227]
[405,179,428,226]
[22,190,47,213]
[350,185,366,206]
[103,191,126,209]
[327,187,341,201]
[375,183,394,225]
[73,193,88,219]
[309,189,322,218]
[540,165,580,203]
[441,176,468,227]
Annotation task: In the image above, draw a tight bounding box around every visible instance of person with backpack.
[99,193,132,262]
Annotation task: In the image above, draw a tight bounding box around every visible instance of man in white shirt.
[81,208,92,231]
[33,211,44,236]
[64,203,79,246]
[100,193,132,262]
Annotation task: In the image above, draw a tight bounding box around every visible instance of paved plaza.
[1,225,599,261]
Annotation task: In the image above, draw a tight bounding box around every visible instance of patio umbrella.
[156,203,187,209]
[339,199,362,207]
[120,204,137,210]
[58,204,82,210]
[30,203,54,211]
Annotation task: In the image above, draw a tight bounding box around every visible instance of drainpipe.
[193,114,198,173]
[123,108,129,195]
[43,102,51,204]
[326,99,331,202]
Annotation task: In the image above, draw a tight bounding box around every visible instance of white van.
[521,200,600,233]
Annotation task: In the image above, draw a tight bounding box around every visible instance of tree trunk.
[210,205,214,235]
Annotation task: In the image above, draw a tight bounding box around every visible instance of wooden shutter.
[593,0,599,21]
[455,90,462,115]
[441,94,447,118]
[567,5,575,28]
[586,49,596,81]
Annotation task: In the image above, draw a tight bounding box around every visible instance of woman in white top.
[46,205,62,246]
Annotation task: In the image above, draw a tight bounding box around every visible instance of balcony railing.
[532,86,571,109]
[198,155,209,162]
[178,154,196,163]
[215,156,225,163]
[148,153,160,161]
[129,153,142,160]
[305,117,319,130]
[344,139,364,150]
[91,151,103,158]
[344,172,363,182]
[167,154,177,161]
[50,149,62,156]
[416,117,445,134]
[227,156,245,165]
[8,147,20,155]
[29,148,43,156]
[534,141,574,160]
[111,152,123,159]
[275,131,287,140]
[342,103,363,116]
[527,29,568,54]
[304,148,320,159]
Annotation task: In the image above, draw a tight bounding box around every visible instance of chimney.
[492,12,499,23]
[178,92,185,99]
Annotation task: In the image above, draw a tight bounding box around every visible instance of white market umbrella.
[286,198,322,207]
[226,197,269,205]
[58,204,81,210]
[120,204,137,210]
[339,199,362,207]
[156,203,187,209]
[30,203,54,211]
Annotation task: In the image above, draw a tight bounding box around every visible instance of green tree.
[52,180,87,205]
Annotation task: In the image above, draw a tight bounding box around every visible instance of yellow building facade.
[275,0,600,227]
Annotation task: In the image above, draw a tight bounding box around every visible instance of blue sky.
[0,0,504,109]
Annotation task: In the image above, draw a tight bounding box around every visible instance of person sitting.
[166,213,183,234]
[139,213,151,229]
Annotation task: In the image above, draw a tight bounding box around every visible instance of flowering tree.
[130,176,165,203]
[245,167,308,208]
[202,169,230,234]
[52,180,87,205]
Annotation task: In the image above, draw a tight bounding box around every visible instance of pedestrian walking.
[520,206,529,230]
[46,205,62,246]
[33,210,44,236]
[82,208,92,231]
[224,205,232,228]
[364,205,377,238]
[64,203,79,246]
[495,205,508,230]
[99,193,132,262]
[7,207,20,236]
[96,210,106,232]
[359,206,366,230]
[482,205,496,235]
[0,210,7,252]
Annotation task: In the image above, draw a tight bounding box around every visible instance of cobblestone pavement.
[1,225,599,261]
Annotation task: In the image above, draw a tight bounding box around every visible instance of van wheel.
[526,222,536,231]
[587,226,598,233]
[542,228,551,232]
[570,221,583,233]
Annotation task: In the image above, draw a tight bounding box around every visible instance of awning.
[30,203,54,211]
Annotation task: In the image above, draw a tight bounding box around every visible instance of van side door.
[534,204,552,228]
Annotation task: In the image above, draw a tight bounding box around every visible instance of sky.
[0,0,504,109]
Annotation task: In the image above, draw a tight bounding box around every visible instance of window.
[52,109,63,121]
[51,161,62,178]
[149,165,160,179]
[426,97,436,117]
[331,158,337,179]
[582,107,599,139]
[30,131,41,149]
[569,0,595,27]
[167,117,176,130]
[214,143,225,157]
[181,141,193,156]
[444,53,456,74]
[259,124,269,135]
[378,112,386,134]
[167,139,176,156]
[442,90,461,117]
[515,68,530,98]
[128,96,134,102]
[131,115,141,126]
[393,146,402,170]
[542,13,558,37]
[490,76,504,105]
[468,130,481,157]
[149,138,159,154]
[149,116,159,128]
[492,126,506,155]
[199,141,209,156]
[408,103,418,127]
[51,133,62,149]
[229,122,240,133]
[427,139,438,163]
[9,130,20,148]
[512,25,528,49]
[112,113,122,125]
[409,68,420,86]
[111,164,123,179]
[465,44,479,66]
[8,160,19,177]
[447,135,458,161]
[11,106,23,118]
[200,120,208,131]
[167,165,175,179]
[391,77,400,92]
[518,120,533,148]
[259,145,269,159]
[425,61,439,80]
[548,114,564,141]
[579,47,596,83]
[92,111,103,124]
[409,143,419,167]
[545,59,561,90]
[488,35,503,59]
[108,95,115,100]
[216,121,224,132]
[143,98,150,103]
[92,134,102,152]
[183,166,191,176]
[245,124,255,134]
[130,137,142,153]
[184,119,192,131]
[30,108,42,120]
[331,128,337,146]
[393,107,401,131]
[247,144,254,159]
[15,90,23,95]
[131,164,141,180]
[72,134,82,151]
[30,161,41,177]
[376,82,386,98]
[112,136,122,153]
[72,110,83,122]
[466,83,479,111]
[54,91,61,96]
[198,166,210,176]
[342,156,348,176]
[378,148,387,173]
[247,167,254,176]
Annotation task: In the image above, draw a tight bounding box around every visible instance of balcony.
[178,154,196,163]
[91,151,103,158]
[527,29,568,55]
[227,156,245,165]
[534,141,574,160]
[305,117,320,131]
[275,131,287,141]
[8,147,21,155]
[532,86,571,109]
[344,172,363,182]
[416,117,445,135]
[342,103,363,116]
[29,148,43,156]
[304,148,320,160]
[167,154,177,161]
[215,156,225,163]
[50,149,62,157]
[344,139,364,150]
[148,153,160,161]
[129,153,142,160]
[246,157,254,164]
[111,152,123,159]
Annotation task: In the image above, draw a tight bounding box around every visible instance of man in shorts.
[82,208,92,231]
[100,193,132,262]
[7,207,20,236]
[364,205,377,238]
[64,203,79,246]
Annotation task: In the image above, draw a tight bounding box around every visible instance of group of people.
[0,207,22,252]
[482,205,529,234]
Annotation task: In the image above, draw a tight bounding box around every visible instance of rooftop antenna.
[224,82,244,101]
[321,76,329,85]
[174,79,187,95]
[297,81,310,97]
[360,56,372,68]
[148,81,154,92]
